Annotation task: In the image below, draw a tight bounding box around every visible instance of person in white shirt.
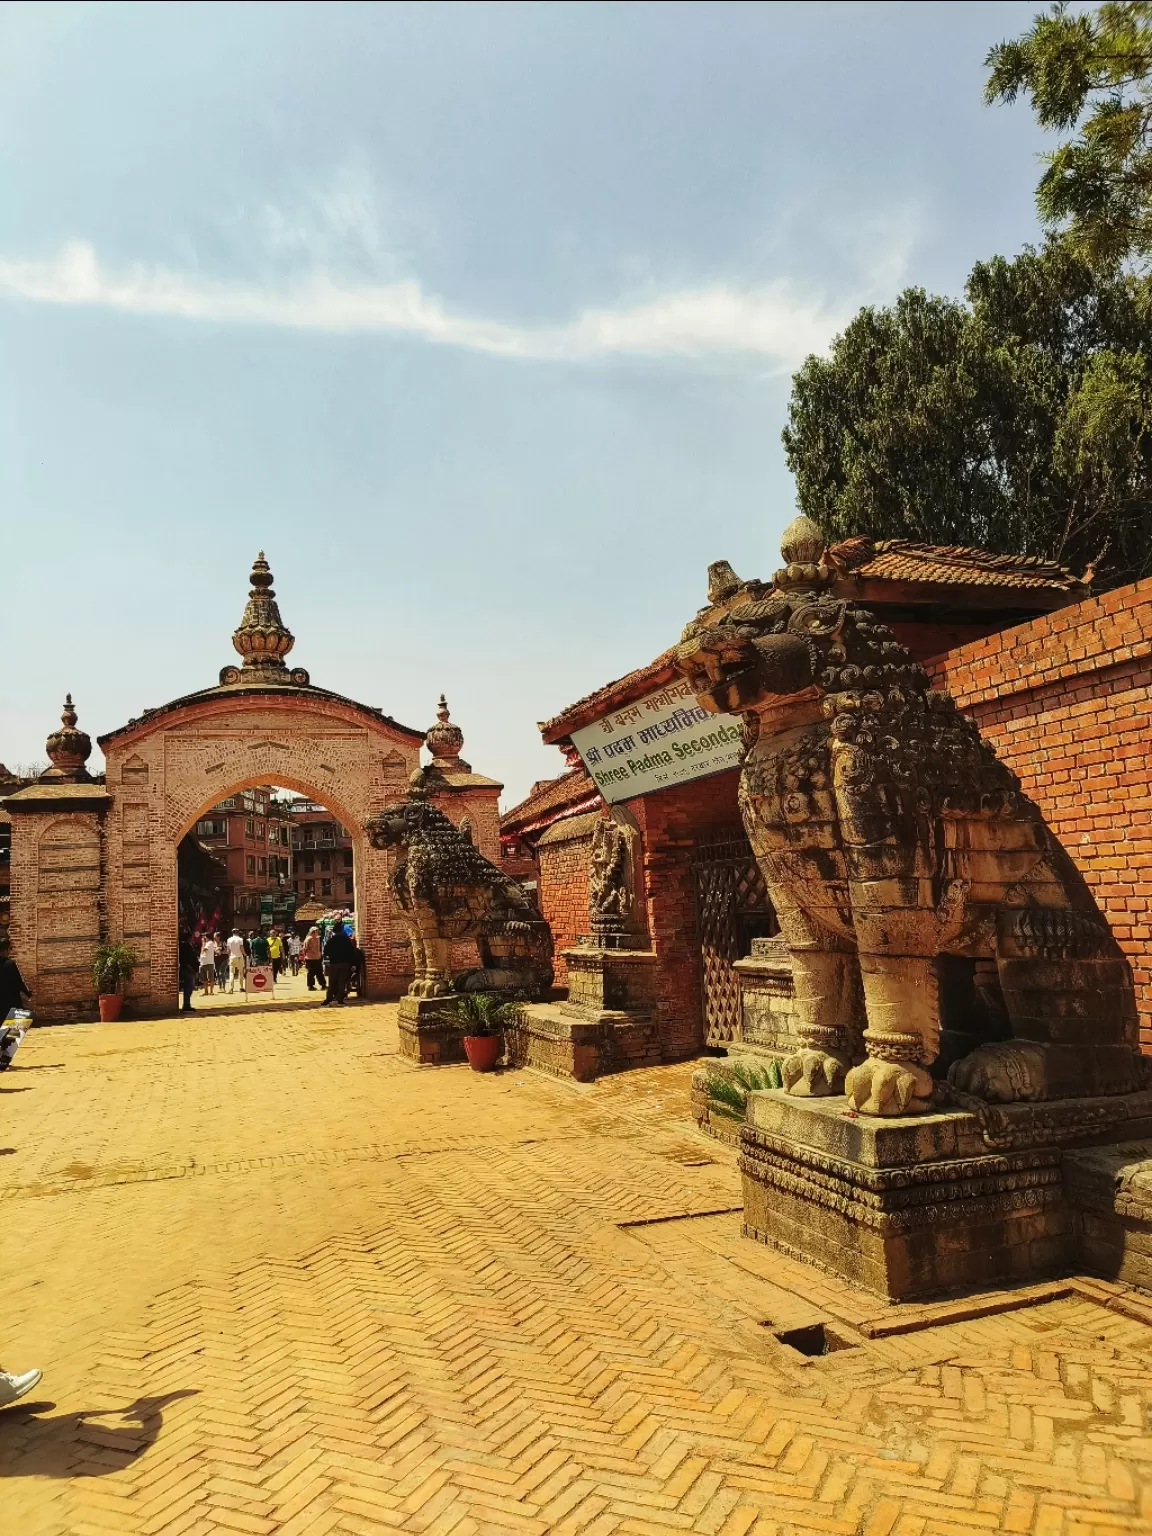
[226,930,247,993]
[287,933,303,977]
[198,936,217,995]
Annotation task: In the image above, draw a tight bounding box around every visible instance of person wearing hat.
[301,926,324,992]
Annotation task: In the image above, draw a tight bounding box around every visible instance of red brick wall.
[926,577,1152,1050]
[629,768,743,1061]
[536,812,599,984]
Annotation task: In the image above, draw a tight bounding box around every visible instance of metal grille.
[691,833,776,1046]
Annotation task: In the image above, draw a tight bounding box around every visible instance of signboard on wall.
[570,676,743,805]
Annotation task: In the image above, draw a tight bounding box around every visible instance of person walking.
[322,922,356,1006]
[0,936,32,1019]
[226,929,247,993]
[301,926,324,991]
[0,1364,43,1407]
[198,934,217,995]
[213,932,228,990]
[178,932,198,1012]
[268,929,283,981]
[287,931,302,977]
[249,929,270,966]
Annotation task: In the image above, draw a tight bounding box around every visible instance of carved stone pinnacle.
[221,553,309,687]
[42,693,93,782]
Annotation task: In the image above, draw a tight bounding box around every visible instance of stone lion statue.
[675,517,1146,1116]
[365,774,553,1000]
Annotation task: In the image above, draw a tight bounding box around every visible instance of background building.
[192,786,296,931]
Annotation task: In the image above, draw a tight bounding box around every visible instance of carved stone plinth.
[734,936,800,1056]
[1065,1140,1152,1292]
[397,996,466,1066]
[504,1002,660,1082]
[562,945,656,1019]
[739,1091,1077,1301]
[499,947,661,1082]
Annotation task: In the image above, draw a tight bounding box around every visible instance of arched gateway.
[3,556,502,1018]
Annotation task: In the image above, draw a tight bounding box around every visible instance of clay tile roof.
[538,648,679,743]
[825,537,1087,592]
[500,769,602,838]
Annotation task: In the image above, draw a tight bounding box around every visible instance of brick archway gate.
[4,554,504,1018]
[98,688,423,1011]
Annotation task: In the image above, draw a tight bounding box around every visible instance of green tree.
[782,241,1152,587]
[986,2,1152,269]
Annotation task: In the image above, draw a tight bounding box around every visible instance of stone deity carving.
[675,517,1147,1116]
[366,772,553,1000]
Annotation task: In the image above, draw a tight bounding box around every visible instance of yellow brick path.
[2,995,1152,1534]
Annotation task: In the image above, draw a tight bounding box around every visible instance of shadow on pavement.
[0,1390,198,1477]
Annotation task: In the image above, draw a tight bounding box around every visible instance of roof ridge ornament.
[219,552,310,688]
[774,514,832,593]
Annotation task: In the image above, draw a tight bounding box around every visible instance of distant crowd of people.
[177,923,365,1010]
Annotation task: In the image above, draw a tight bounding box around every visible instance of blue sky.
[0,1,1052,805]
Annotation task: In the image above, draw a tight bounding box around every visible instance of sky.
[0,1,1055,806]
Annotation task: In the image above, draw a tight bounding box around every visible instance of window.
[258,857,266,877]
[343,876,353,896]
[321,879,332,896]
[246,856,255,876]
[342,850,353,868]
[304,856,314,873]
[245,819,255,838]
[197,818,226,838]
[257,822,265,840]
[320,855,330,872]
[215,797,237,810]
[305,879,315,895]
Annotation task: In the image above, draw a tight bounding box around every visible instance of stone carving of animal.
[365,779,553,1000]
[675,519,1146,1116]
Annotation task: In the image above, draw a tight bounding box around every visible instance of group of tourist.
[177,923,364,1009]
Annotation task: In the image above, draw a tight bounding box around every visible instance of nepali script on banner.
[570,676,743,805]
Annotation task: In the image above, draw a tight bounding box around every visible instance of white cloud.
[0,239,848,367]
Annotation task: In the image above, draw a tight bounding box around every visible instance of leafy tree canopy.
[986,2,1152,269]
[782,241,1152,587]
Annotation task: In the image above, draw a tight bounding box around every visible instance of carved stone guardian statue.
[676,516,1147,1117]
[365,771,553,1000]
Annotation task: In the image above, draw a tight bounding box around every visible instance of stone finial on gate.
[219,552,310,687]
[41,695,93,783]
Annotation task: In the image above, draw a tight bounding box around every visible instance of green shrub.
[444,992,518,1038]
[91,942,139,995]
[705,1058,782,1121]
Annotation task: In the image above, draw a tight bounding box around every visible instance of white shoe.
[0,1368,42,1407]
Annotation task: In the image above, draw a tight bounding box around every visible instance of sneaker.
[0,1368,42,1407]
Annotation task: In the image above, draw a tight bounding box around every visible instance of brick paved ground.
[3,991,1152,1534]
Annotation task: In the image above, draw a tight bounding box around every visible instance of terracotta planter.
[462,1034,501,1072]
[98,993,122,1023]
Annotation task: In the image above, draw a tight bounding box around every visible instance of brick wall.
[536,812,599,983]
[926,576,1152,1050]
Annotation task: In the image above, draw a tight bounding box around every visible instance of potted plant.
[91,942,139,1022]
[446,992,515,1072]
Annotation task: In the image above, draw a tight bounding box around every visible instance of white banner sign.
[245,964,275,997]
[571,676,743,804]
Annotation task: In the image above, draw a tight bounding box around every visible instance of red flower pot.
[98,993,122,1022]
[462,1034,501,1072]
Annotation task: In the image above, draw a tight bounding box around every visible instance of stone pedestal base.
[739,1092,1073,1301]
[397,996,465,1066]
[1065,1140,1152,1292]
[503,1002,660,1082]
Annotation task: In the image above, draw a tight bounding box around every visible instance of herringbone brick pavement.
[2,999,1152,1534]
